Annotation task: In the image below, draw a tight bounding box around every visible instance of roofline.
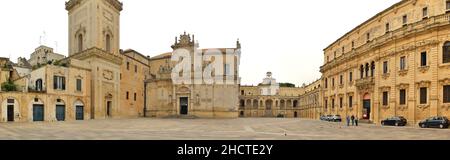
[323,0,408,51]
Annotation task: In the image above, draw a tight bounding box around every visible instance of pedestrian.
[346,116,350,126]
[351,115,355,126]
[355,116,359,126]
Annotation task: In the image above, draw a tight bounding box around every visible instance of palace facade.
[239,72,321,118]
[0,0,241,122]
[321,0,450,125]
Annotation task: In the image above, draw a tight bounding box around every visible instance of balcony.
[355,77,375,90]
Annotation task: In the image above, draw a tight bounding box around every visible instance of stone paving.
[0,118,449,140]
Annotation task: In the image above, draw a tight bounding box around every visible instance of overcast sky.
[0,0,400,86]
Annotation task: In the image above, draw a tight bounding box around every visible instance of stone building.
[239,72,321,118]
[298,80,321,119]
[146,32,241,118]
[0,0,242,122]
[28,45,66,67]
[320,0,450,125]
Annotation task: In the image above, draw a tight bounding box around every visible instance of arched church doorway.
[363,93,371,120]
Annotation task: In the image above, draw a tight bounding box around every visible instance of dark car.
[419,116,450,129]
[330,115,342,122]
[381,116,407,126]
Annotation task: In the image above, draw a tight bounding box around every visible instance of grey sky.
[0,0,400,86]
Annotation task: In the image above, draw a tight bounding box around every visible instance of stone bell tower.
[66,0,122,56]
[65,0,124,120]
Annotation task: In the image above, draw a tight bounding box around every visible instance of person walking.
[351,115,355,126]
[346,116,350,126]
[355,116,359,126]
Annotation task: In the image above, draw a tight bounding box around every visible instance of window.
[399,89,406,105]
[349,72,353,82]
[324,78,328,88]
[383,61,388,74]
[53,76,66,90]
[106,34,111,53]
[135,65,138,73]
[360,65,364,79]
[366,33,370,42]
[332,99,335,109]
[402,15,408,26]
[349,96,353,108]
[241,90,244,95]
[444,85,450,103]
[385,23,390,33]
[325,100,328,109]
[444,42,450,63]
[334,51,337,58]
[224,64,231,75]
[327,56,329,62]
[126,92,129,100]
[134,93,137,101]
[78,34,83,53]
[420,87,427,104]
[339,97,343,108]
[422,7,428,18]
[351,41,355,49]
[76,79,82,92]
[447,1,450,11]
[340,75,343,85]
[127,62,130,70]
[332,78,335,87]
[35,79,43,91]
[382,92,389,106]
[421,51,427,66]
[342,47,345,54]
[400,56,406,70]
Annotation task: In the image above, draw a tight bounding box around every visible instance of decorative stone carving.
[103,70,114,80]
[417,66,430,73]
[398,69,408,76]
[417,104,430,110]
[381,73,390,80]
[416,81,431,88]
[398,105,408,111]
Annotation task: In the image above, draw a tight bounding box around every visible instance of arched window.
[35,79,43,91]
[106,34,111,53]
[78,34,83,53]
[360,65,364,79]
[365,63,370,77]
[444,42,450,63]
[293,100,299,108]
[371,61,375,77]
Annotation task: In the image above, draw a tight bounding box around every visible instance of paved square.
[0,118,449,140]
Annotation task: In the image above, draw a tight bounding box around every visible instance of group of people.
[346,115,359,126]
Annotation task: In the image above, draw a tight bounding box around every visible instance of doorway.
[76,105,84,120]
[7,105,14,122]
[56,105,66,121]
[363,100,371,120]
[294,111,298,118]
[33,104,44,122]
[106,101,112,117]
[180,97,188,115]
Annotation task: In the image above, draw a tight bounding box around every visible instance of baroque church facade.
[0,0,242,122]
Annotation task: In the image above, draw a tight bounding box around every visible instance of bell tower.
[66,0,122,56]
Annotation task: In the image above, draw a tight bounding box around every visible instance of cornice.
[66,0,123,11]
[70,47,123,65]
[321,13,450,73]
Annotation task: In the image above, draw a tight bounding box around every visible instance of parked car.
[419,116,450,129]
[325,115,333,121]
[320,115,327,121]
[381,116,407,126]
[330,115,342,122]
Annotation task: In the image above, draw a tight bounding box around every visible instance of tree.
[1,80,17,91]
[279,83,296,88]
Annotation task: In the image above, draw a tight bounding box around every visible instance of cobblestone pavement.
[0,118,449,140]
